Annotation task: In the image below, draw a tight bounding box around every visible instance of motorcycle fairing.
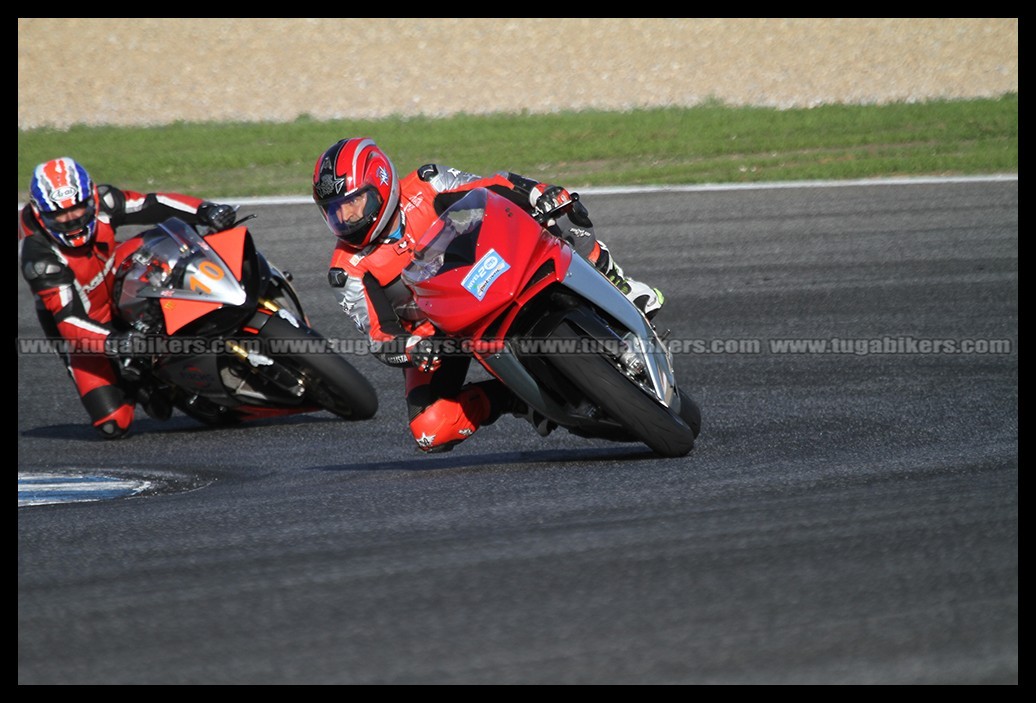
[403,189,568,336]
[116,219,250,335]
[203,226,248,280]
[160,299,225,335]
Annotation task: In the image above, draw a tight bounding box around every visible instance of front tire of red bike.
[547,322,695,457]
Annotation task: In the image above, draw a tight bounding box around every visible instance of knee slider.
[93,402,134,440]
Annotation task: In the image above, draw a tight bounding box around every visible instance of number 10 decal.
[189,260,225,294]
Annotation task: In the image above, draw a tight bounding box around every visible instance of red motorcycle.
[112,215,378,426]
[401,188,700,457]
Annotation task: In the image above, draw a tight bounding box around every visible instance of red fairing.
[406,190,572,340]
[161,300,225,335]
[204,226,248,281]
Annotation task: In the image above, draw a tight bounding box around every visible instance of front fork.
[225,298,307,399]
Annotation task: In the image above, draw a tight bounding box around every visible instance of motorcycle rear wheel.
[548,322,696,457]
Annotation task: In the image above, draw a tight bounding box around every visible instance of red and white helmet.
[312,138,400,249]
[28,157,100,248]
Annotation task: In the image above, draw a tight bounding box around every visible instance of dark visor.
[39,200,96,234]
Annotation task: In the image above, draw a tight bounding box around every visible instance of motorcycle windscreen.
[402,189,488,286]
[116,219,247,334]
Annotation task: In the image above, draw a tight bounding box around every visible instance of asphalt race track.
[17,180,1018,684]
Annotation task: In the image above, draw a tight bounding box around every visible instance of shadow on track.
[310,446,660,473]
[20,412,350,441]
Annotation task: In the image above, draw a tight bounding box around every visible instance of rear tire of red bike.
[548,322,695,457]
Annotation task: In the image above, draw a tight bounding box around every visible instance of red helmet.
[312,138,400,249]
[28,157,100,248]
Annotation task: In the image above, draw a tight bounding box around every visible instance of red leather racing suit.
[19,185,211,435]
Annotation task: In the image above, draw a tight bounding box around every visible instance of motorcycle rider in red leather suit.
[314,138,664,453]
[19,156,238,439]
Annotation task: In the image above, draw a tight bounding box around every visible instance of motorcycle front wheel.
[254,312,378,421]
[547,321,696,457]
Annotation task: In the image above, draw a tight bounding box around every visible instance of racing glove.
[197,201,238,232]
[531,184,575,223]
[405,335,445,373]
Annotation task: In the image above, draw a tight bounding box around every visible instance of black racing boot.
[481,381,556,437]
[135,382,173,421]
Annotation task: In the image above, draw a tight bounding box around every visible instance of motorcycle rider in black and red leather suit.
[313,137,665,453]
[19,156,238,439]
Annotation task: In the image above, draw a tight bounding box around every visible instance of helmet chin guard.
[29,157,99,248]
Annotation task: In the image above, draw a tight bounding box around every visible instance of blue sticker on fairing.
[461,248,511,301]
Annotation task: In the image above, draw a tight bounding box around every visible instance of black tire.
[257,313,378,421]
[548,322,695,457]
[677,387,702,439]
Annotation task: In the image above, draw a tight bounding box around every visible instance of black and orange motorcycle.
[111,215,377,426]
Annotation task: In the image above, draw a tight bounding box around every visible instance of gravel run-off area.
[18,18,1017,130]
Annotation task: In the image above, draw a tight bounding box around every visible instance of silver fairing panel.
[558,254,677,407]
[479,253,679,422]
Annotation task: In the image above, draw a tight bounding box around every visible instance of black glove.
[197,201,237,231]
[532,184,575,223]
[405,335,445,373]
